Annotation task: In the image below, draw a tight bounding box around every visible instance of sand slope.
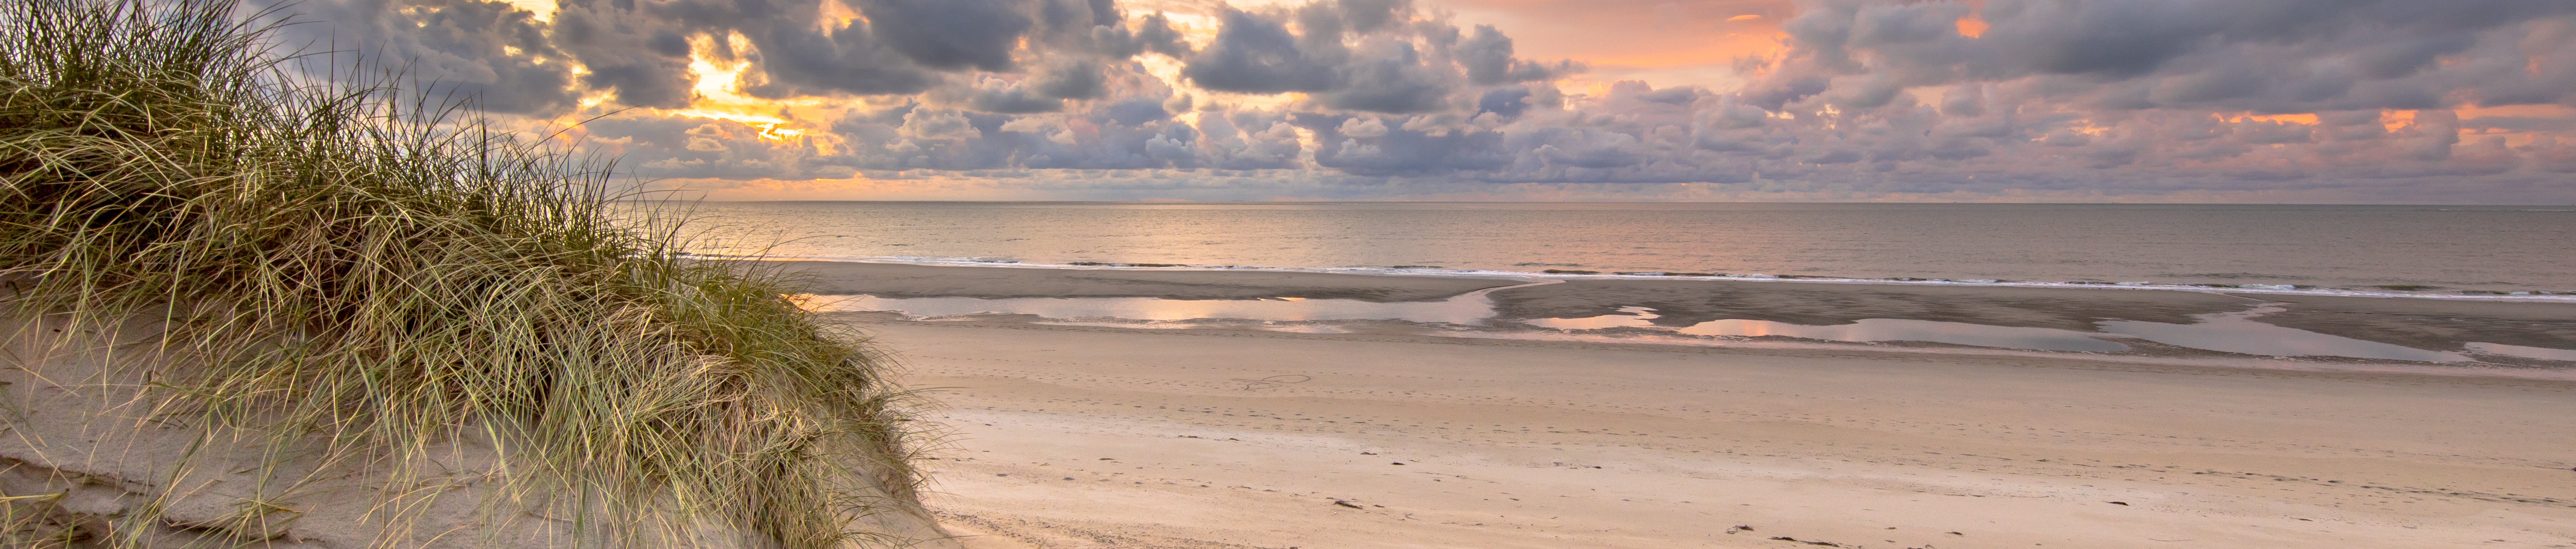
[0,315,959,548]
[864,320,2576,549]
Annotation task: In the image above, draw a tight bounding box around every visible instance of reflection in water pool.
[1522,306,1661,330]
[2097,306,2467,362]
[1519,306,2127,352]
[1675,318,2131,352]
[800,293,1496,324]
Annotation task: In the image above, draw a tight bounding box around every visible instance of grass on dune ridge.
[0,0,920,546]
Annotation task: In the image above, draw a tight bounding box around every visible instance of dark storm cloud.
[1181,6,1342,93]
[545,0,693,107]
[854,0,1032,72]
[270,0,577,113]
[729,10,940,98]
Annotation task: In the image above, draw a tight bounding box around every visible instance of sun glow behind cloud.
[667,34,815,144]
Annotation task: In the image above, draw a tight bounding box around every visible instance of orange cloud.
[2219,112,2320,125]
[2382,109,2416,132]
[1955,15,1987,38]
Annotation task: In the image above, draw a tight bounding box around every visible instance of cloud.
[1755,0,2576,113]
[1456,24,1578,86]
[1315,37,1452,113]
[964,76,1069,114]
[855,0,1033,72]
[733,11,941,98]
[282,0,2576,202]
[1180,6,1342,93]
[270,0,578,113]
[1178,1,1581,114]
[578,113,855,179]
[545,0,695,107]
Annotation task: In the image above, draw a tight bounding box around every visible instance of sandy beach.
[875,321,2576,549]
[791,262,2576,549]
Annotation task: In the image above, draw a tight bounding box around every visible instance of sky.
[268,0,2576,202]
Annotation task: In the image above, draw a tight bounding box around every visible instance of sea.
[662,202,2576,298]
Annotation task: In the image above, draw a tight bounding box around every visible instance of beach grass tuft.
[0,0,917,546]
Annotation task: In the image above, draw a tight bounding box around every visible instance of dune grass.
[0,0,919,546]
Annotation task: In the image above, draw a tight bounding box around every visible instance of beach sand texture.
[793,263,2576,549]
[887,322,2576,549]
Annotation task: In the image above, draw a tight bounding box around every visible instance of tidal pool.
[1522,306,1662,330]
[799,292,1498,325]
[1521,307,2128,352]
[2097,306,2467,362]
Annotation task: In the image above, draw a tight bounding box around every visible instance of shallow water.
[807,291,2572,364]
[2096,306,2468,362]
[1522,306,1662,330]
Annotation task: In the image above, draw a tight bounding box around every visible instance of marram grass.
[0,0,919,547]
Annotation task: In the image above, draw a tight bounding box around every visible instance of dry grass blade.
[0,0,920,547]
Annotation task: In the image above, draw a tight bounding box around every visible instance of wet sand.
[1489,280,2576,357]
[871,320,2576,549]
[2248,293,2576,352]
[1485,278,2259,328]
[787,261,2576,355]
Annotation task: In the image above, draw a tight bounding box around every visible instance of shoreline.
[851,313,2576,382]
[767,260,2576,376]
[724,256,2576,303]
